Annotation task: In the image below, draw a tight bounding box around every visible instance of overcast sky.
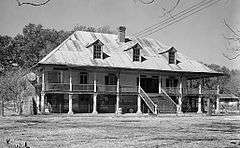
[0,0,239,69]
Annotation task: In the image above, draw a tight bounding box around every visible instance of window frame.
[168,50,176,64]
[79,72,88,84]
[133,47,140,62]
[93,44,102,59]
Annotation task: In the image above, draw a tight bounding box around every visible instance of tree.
[0,67,34,115]
[223,19,240,60]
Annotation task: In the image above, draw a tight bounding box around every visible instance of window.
[93,44,102,59]
[169,51,175,64]
[133,47,140,61]
[79,72,88,84]
[48,71,61,83]
[105,74,117,85]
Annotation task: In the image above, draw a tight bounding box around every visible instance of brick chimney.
[118,26,126,43]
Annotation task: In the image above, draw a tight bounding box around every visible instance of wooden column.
[137,73,142,114]
[92,72,98,114]
[215,85,220,113]
[158,75,162,94]
[68,70,73,114]
[197,83,202,114]
[177,76,183,114]
[116,72,120,114]
[41,69,45,113]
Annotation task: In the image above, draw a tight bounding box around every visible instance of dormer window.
[169,50,176,64]
[93,44,102,59]
[133,47,140,62]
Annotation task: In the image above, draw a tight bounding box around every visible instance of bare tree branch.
[16,0,51,7]
[223,19,240,60]
[223,53,240,60]
[223,19,240,38]
[137,0,156,5]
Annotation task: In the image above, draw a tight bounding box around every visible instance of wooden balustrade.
[120,85,138,93]
[42,82,218,96]
[162,87,180,95]
[72,84,94,92]
[97,85,117,93]
[46,83,70,91]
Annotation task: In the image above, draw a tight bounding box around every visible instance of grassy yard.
[0,114,240,148]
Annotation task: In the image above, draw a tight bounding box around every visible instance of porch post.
[137,73,142,114]
[116,72,120,114]
[40,92,45,113]
[216,85,220,113]
[197,83,202,114]
[68,70,73,114]
[92,72,98,114]
[41,69,45,113]
[158,75,161,94]
[177,76,183,114]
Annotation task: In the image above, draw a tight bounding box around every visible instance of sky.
[0,0,239,70]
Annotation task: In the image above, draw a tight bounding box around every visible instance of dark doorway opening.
[140,78,159,93]
[97,95,116,113]
[73,94,93,113]
[46,94,68,113]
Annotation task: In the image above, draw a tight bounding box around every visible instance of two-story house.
[36,26,223,115]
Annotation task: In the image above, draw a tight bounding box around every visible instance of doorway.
[140,77,159,93]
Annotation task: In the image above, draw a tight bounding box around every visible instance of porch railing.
[202,89,218,95]
[97,85,117,93]
[184,88,199,95]
[73,84,94,92]
[162,87,180,95]
[46,83,70,91]
[120,85,138,93]
[161,88,177,106]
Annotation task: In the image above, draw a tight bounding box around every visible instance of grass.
[0,114,240,148]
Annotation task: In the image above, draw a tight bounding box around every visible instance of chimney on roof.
[118,26,126,43]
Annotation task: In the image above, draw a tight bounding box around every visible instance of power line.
[133,0,221,37]
[131,0,208,36]
[139,0,221,37]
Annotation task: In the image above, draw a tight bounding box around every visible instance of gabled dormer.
[124,43,143,62]
[168,47,177,64]
[133,45,141,62]
[86,39,104,59]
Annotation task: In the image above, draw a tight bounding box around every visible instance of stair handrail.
[161,88,177,106]
[139,87,158,114]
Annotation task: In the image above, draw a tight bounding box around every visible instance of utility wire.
[139,0,221,37]
[131,0,208,36]
[133,0,220,37]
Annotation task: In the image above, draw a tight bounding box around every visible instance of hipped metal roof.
[38,31,221,75]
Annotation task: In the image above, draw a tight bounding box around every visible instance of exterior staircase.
[139,87,158,114]
[139,87,178,114]
[148,93,177,114]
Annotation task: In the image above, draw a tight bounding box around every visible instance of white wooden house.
[36,26,223,114]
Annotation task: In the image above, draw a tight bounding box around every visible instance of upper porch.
[37,66,220,96]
